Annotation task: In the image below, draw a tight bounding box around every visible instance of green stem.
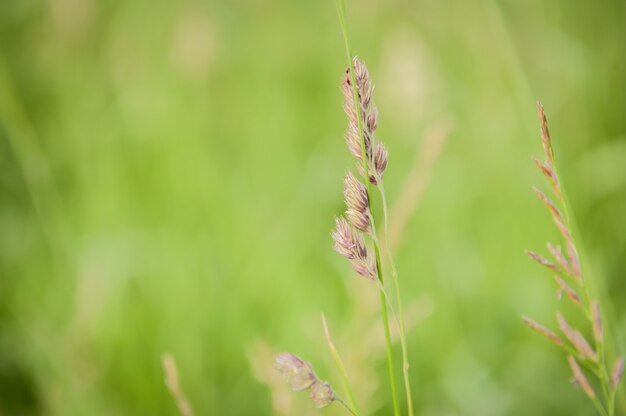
[374,240,400,416]
[337,397,359,416]
[378,178,415,416]
[321,313,360,415]
[335,1,400,415]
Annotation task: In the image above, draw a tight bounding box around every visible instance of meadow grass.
[523,103,623,416]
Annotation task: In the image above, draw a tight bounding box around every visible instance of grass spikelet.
[332,217,376,279]
[546,243,572,276]
[568,355,596,401]
[533,187,563,220]
[553,275,581,305]
[525,250,562,273]
[537,101,554,164]
[557,313,598,362]
[522,316,564,347]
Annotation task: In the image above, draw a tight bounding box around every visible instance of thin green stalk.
[377,179,414,416]
[374,241,400,416]
[335,1,400,415]
[321,313,360,416]
[337,397,359,416]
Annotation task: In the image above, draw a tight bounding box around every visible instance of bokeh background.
[1,0,625,414]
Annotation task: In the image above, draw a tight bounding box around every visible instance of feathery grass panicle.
[341,57,388,185]
[523,102,622,416]
[335,3,414,413]
[342,61,373,163]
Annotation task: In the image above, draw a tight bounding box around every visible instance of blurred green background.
[1,0,625,414]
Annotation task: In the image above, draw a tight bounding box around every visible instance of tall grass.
[274,1,417,414]
[522,102,623,416]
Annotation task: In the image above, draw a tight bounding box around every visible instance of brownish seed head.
[553,275,581,306]
[309,381,336,408]
[352,57,373,108]
[349,257,377,279]
[531,156,560,196]
[552,215,572,245]
[533,187,563,220]
[557,313,598,362]
[374,141,388,176]
[345,209,370,233]
[342,57,379,166]
[344,116,372,160]
[567,355,596,400]
[537,101,554,164]
[331,217,376,278]
[367,106,379,132]
[546,243,572,277]
[332,217,367,260]
[357,163,378,185]
[275,353,316,392]
[526,250,562,274]
[566,241,581,279]
[343,171,369,213]
[522,316,564,346]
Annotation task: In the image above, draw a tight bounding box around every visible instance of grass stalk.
[334,1,401,415]
[321,313,360,416]
[377,179,414,416]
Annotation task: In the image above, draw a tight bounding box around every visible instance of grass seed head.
[557,313,598,362]
[343,171,369,212]
[526,250,562,274]
[522,316,564,346]
[332,217,376,279]
[547,243,572,276]
[568,355,596,400]
[275,353,317,392]
[374,141,388,177]
[309,381,336,408]
[537,101,554,164]
[553,276,581,306]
